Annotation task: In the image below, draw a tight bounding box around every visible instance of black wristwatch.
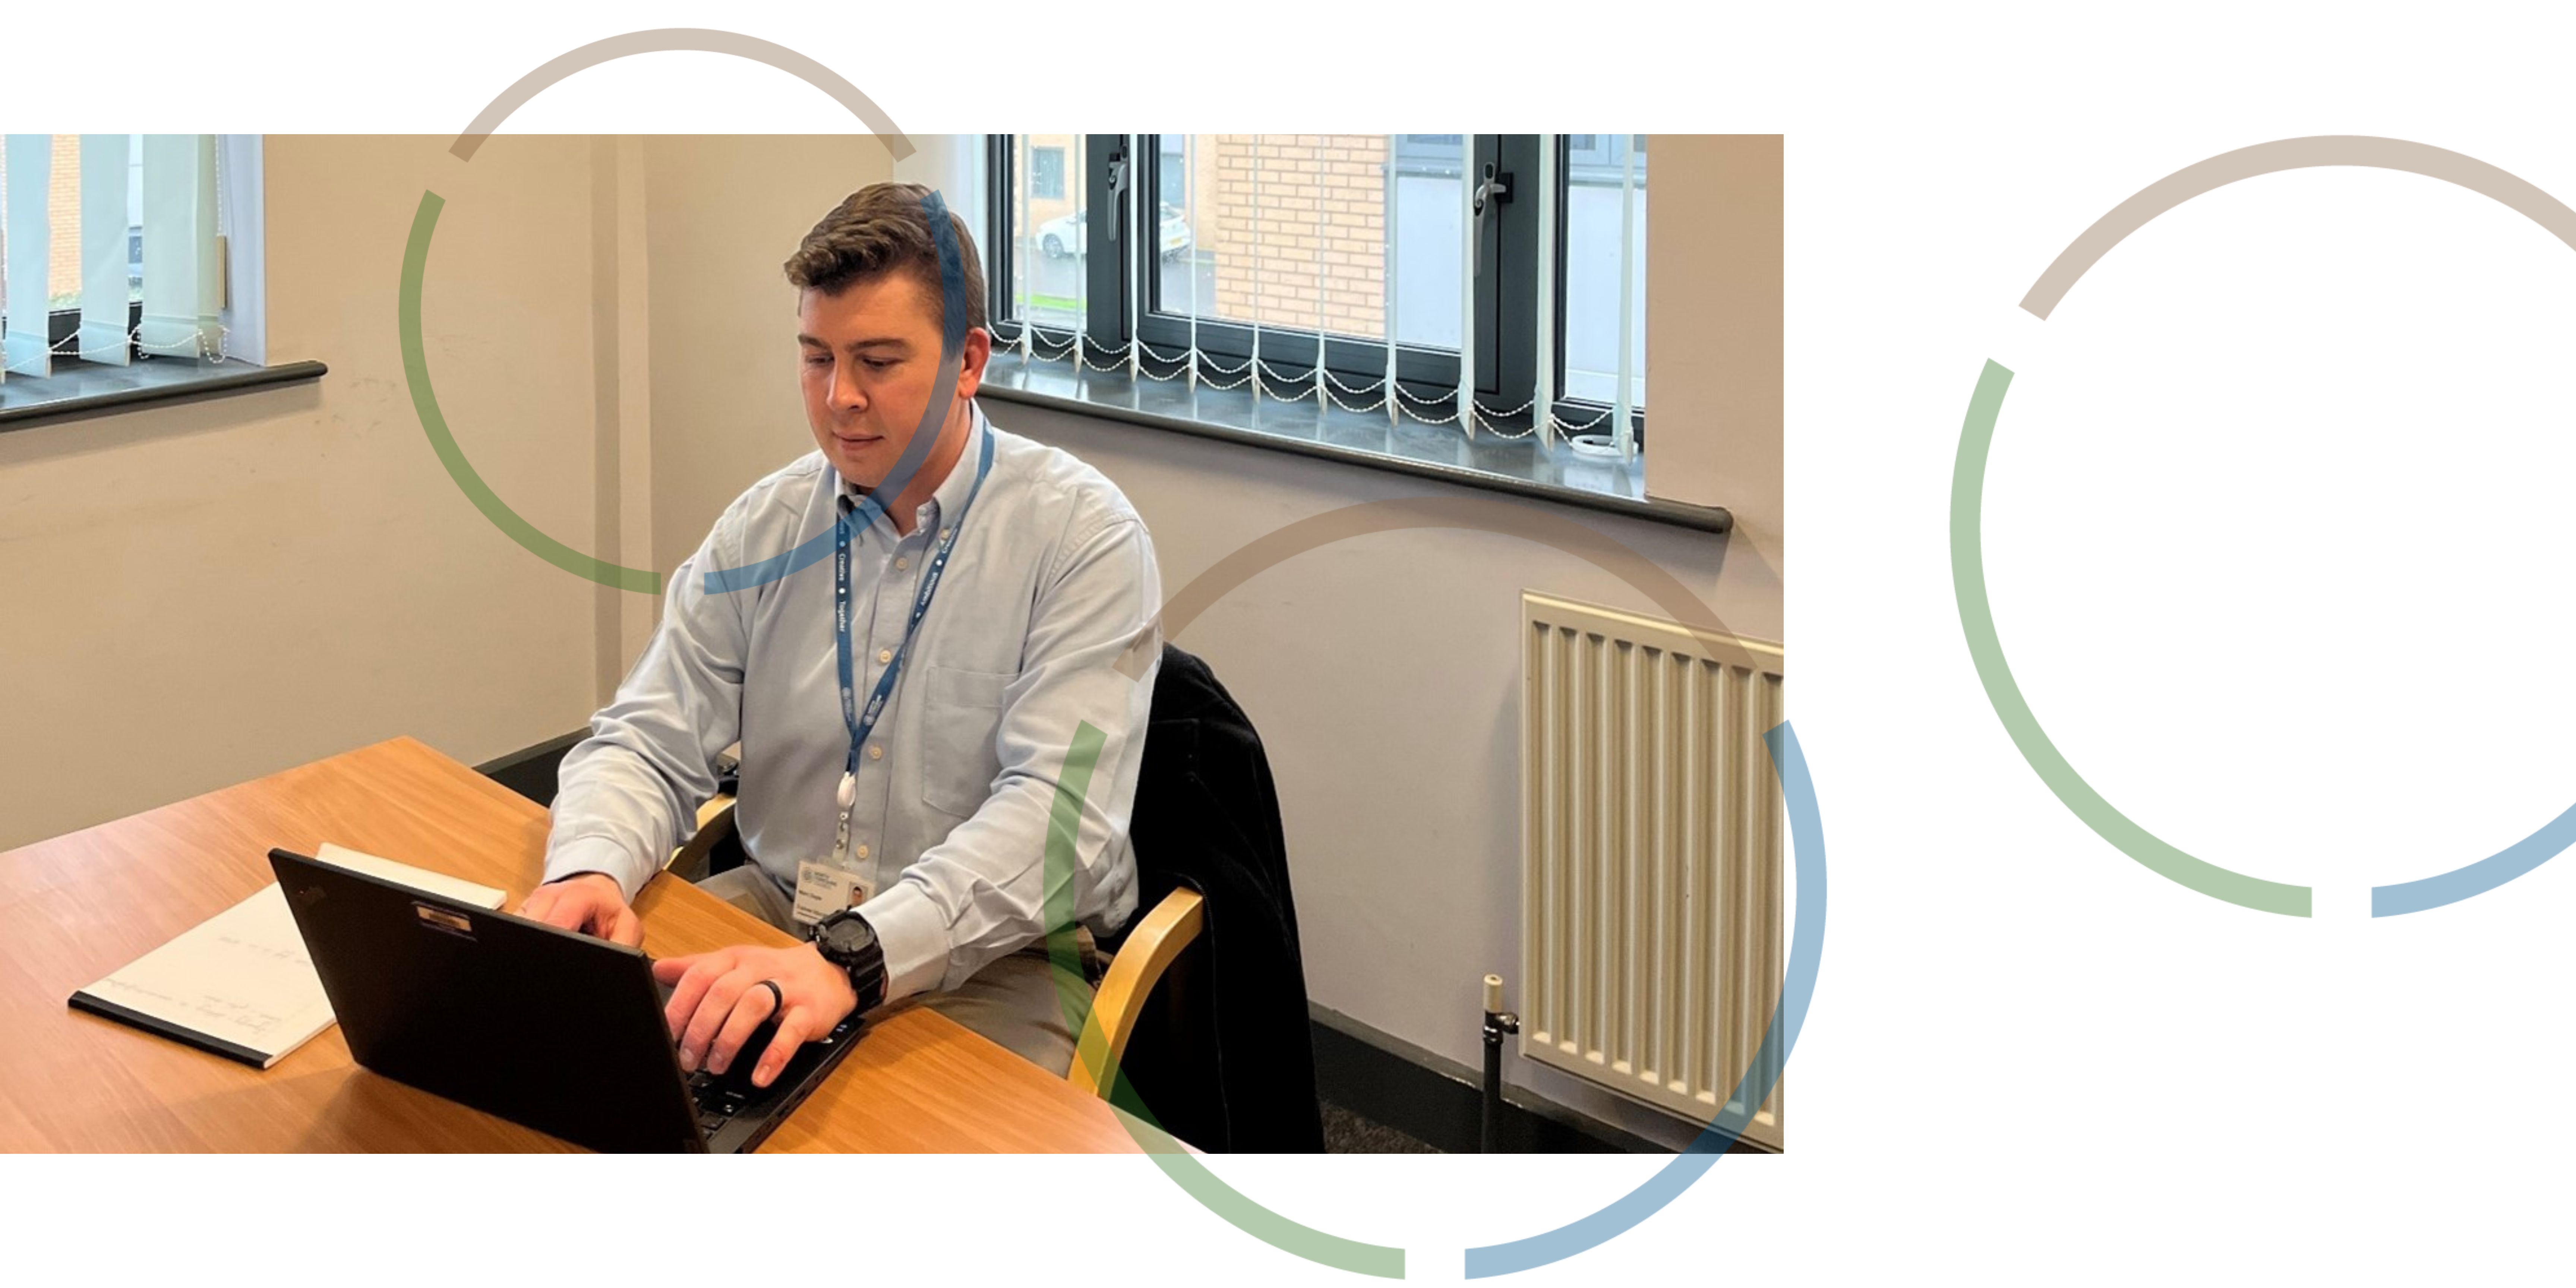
[811,907,888,1014]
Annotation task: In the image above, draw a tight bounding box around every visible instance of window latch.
[1472,161,1512,216]
[1106,151,1129,244]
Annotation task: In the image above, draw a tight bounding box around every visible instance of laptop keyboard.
[680,1013,861,1140]
[685,1012,792,1135]
[688,1069,764,1134]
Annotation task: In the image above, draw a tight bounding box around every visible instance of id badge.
[792,860,874,926]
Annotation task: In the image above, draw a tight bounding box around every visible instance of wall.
[0,132,906,850]
[37,135,82,302]
[1208,134,1391,337]
[0,135,606,850]
[1643,134,1783,568]
[639,135,896,581]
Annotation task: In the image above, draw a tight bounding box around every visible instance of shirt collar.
[841,402,988,539]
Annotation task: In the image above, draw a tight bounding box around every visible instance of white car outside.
[1039,205,1194,259]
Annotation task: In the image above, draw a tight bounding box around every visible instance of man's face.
[796,272,987,489]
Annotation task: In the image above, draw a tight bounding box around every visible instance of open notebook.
[67,844,507,1069]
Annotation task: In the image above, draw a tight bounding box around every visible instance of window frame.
[982,135,1131,372]
[1549,132,1648,443]
[38,303,142,359]
[983,132,1635,445]
[1127,133,1493,411]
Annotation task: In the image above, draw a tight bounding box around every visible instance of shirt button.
[855,844,870,860]
[895,557,909,571]
[877,648,893,664]
[868,744,885,762]
[941,529,953,542]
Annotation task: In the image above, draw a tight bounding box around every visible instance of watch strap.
[816,910,887,1013]
[848,939,886,1014]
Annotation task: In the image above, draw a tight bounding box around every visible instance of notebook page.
[72,846,508,1067]
[76,884,334,1067]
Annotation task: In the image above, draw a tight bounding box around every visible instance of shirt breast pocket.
[921,664,1013,818]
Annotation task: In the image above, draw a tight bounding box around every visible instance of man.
[520,182,1161,1091]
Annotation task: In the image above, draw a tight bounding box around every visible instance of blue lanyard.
[834,424,995,794]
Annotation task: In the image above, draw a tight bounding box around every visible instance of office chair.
[664,795,740,884]
[665,793,1206,1102]
[1067,884,1202,1098]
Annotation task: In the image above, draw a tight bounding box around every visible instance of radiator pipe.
[1481,973,1519,1153]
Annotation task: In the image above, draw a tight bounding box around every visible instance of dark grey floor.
[1323,1102,1441,1154]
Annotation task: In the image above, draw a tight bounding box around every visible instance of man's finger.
[662,954,729,1046]
[575,893,622,939]
[607,903,644,947]
[520,888,585,931]
[752,1011,812,1089]
[651,954,699,985]
[680,968,757,1072]
[705,979,784,1077]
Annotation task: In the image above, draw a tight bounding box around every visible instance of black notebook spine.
[67,990,278,1069]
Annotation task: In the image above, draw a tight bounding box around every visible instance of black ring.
[753,979,784,1017]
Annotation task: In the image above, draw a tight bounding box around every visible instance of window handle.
[1472,161,1512,217]
[1106,151,1129,244]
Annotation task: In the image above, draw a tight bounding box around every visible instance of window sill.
[0,357,328,432]
[976,352,1730,536]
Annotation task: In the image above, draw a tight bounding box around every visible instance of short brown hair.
[783,181,988,337]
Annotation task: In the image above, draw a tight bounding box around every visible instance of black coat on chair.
[1108,644,1325,1152]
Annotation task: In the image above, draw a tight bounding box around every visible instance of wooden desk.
[0,737,1143,1153]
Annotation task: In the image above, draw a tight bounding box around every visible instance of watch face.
[821,912,875,957]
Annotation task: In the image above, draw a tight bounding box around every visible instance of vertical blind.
[0,135,48,378]
[1001,134,1647,459]
[0,132,225,385]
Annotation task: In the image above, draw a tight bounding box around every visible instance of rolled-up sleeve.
[542,505,753,900]
[865,507,1161,1002]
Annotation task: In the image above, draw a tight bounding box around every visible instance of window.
[1145,133,1469,366]
[4,135,186,372]
[1560,134,1646,409]
[1395,134,1465,168]
[1,135,293,426]
[0,135,142,312]
[1030,146,1066,202]
[982,134,1651,494]
[999,135,1088,337]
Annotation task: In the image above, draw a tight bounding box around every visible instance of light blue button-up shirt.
[543,405,1161,1004]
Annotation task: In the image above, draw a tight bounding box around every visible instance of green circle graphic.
[1951,359,2310,916]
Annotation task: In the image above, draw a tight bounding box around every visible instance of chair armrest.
[665,793,738,883]
[1068,887,1206,1099]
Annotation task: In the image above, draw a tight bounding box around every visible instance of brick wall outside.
[1002,134,1395,342]
[48,136,79,304]
[1207,134,1388,340]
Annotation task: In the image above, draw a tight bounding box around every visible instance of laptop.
[268,847,861,1153]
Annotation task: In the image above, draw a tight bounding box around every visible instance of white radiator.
[1519,591,1787,1147]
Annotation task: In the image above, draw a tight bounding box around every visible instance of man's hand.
[653,942,860,1088]
[517,872,643,946]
